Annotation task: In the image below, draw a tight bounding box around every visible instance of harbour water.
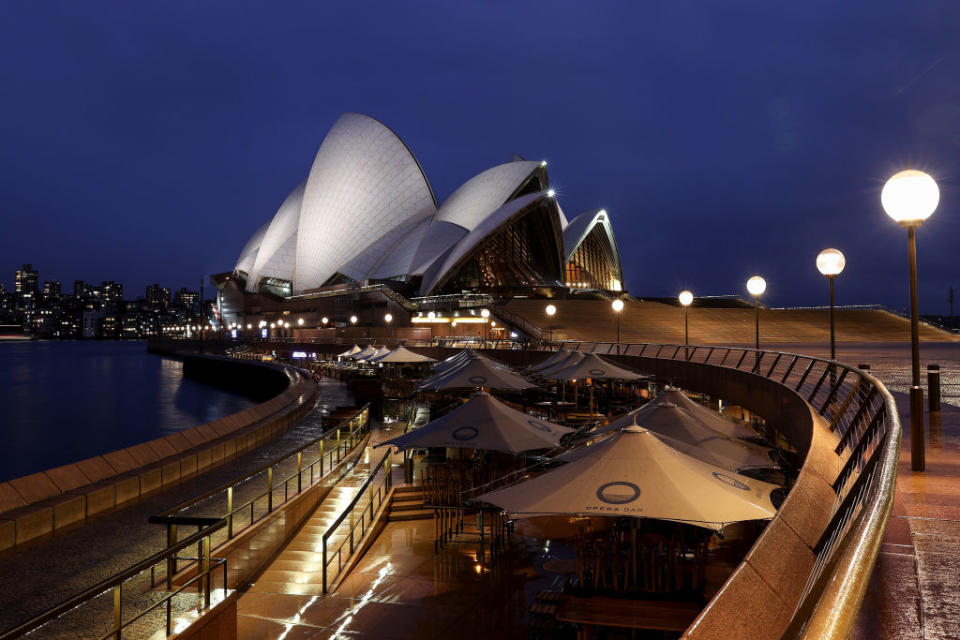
[0,341,257,483]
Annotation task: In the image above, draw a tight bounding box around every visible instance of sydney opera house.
[215,113,624,330]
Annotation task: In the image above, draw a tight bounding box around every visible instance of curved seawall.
[0,350,317,550]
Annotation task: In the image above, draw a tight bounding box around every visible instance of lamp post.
[611,298,624,352]
[384,313,393,343]
[816,249,846,361]
[480,308,490,344]
[882,169,939,472]
[746,276,766,368]
[545,304,557,344]
[678,290,693,356]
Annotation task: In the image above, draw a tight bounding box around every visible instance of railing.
[322,450,394,593]
[154,405,371,552]
[558,340,900,640]
[0,521,228,640]
[3,405,371,640]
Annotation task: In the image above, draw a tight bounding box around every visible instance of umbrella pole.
[589,384,594,416]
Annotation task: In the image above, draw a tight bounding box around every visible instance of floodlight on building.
[546,189,556,198]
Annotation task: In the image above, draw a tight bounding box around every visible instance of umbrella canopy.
[378,392,574,453]
[546,353,648,381]
[591,391,775,470]
[419,352,536,391]
[358,346,391,362]
[350,345,379,360]
[533,352,586,378]
[478,426,778,531]
[530,349,576,373]
[338,344,362,358]
[433,348,510,375]
[372,346,437,364]
[600,388,759,441]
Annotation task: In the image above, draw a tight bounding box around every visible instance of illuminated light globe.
[816,248,846,277]
[321,317,329,325]
[480,308,490,318]
[746,276,767,297]
[297,318,304,325]
[384,313,393,323]
[611,299,624,312]
[881,170,939,226]
[678,290,694,307]
[349,315,358,324]
[545,304,557,316]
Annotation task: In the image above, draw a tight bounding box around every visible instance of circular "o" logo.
[712,472,750,490]
[596,481,641,504]
[468,375,488,384]
[528,420,552,432]
[588,368,606,376]
[452,426,479,441]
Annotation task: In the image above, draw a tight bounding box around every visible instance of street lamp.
[882,169,939,472]
[321,316,329,326]
[611,298,624,350]
[297,318,304,326]
[545,304,557,343]
[678,291,693,353]
[349,315,358,325]
[746,276,766,357]
[816,249,846,361]
[384,313,393,342]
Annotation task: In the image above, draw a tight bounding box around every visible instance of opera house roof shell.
[232,113,624,298]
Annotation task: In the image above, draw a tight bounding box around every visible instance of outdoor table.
[556,594,701,637]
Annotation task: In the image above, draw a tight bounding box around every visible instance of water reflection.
[0,341,256,482]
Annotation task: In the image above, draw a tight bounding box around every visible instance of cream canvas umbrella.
[533,351,586,378]
[372,346,437,364]
[478,425,778,531]
[530,349,577,373]
[358,346,391,362]
[547,353,648,382]
[350,345,378,360]
[338,344,362,358]
[433,348,511,375]
[597,388,765,449]
[563,408,775,472]
[378,392,574,453]
[419,352,536,391]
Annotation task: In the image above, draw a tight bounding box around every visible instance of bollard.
[928,364,941,413]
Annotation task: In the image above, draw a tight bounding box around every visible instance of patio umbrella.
[371,346,437,364]
[358,346,391,362]
[350,345,378,360]
[598,388,760,441]
[377,391,574,453]
[529,349,576,373]
[533,352,586,378]
[419,352,536,391]
[433,348,511,375]
[478,425,778,532]
[338,344,362,358]
[547,353,648,382]
[563,408,775,472]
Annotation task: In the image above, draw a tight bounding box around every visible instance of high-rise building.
[146,284,170,310]
[42,280,62,303]
[98,281,123,305]
[174,287,199,310]
[74,280,92,300]
[14,264,39,309]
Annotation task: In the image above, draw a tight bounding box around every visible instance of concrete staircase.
[387,485,432,522]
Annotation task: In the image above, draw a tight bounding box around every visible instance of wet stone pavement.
[0,378,353,635]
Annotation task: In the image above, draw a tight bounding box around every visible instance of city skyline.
[1,2,957,312]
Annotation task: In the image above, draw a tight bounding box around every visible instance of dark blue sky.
[1,1,957,312]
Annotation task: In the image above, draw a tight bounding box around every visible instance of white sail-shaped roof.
[294,113,437,293]
[479,426,778,531]
[234,222,269,276]
[246,181,305,292]
[562,209,623,282]
[434,161,544,231]
[419,192,550,295]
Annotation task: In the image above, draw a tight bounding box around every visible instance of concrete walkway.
[0,378,353,635]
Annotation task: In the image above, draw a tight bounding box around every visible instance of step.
[393,485,426,495]
[390,501,425,512]
[388,509,434,522]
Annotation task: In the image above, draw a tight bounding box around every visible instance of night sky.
[1,1,957,313]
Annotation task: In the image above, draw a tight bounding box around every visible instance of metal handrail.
[0,521,227,640]
[156,404,371,544]
[554,340,900,639]
[321,450,394,593]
